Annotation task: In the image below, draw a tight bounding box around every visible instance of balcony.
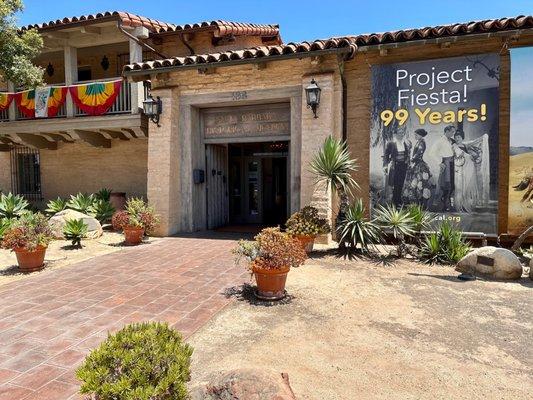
[0,79,148,151]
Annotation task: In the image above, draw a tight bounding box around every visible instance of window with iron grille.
[10,147,42,201]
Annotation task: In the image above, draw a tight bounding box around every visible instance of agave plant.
[0,193,30,219]
[0,218,13,240]
[336,199,382,254]
[67,193,95,214]
[89,200,115,223]
[46,197,67,215]
[63,218,88,248]
[375,204,415,257]
[95,188,112,202]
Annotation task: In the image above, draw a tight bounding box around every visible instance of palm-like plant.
[336,199,382,254]
[0,193,29,219]
[46,197,67,215]
[95,188,112,202]
[310,136,359,238]
[375,204,415,257]
[419,221,471,264]
[67,193,95,214]
[407,204,434,233]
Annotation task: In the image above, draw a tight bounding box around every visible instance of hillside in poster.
[509,47,533,235]
[370,54,500,234]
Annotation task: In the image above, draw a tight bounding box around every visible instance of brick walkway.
[0,234,247,400]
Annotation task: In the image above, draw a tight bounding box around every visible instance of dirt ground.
[0,231,157,286]
[189,253,533,400]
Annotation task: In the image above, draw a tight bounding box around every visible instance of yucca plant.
[336,199,382,254]
[63,218,88,248]
[95,188,112,202]
[89,199,115,223]
[419,221,471,264]
[375,204,415,257]
[46,197,67,215]
[310,136,359,237]
[66,193,95,214]
[0,193,29,219]
[407,204,434,233]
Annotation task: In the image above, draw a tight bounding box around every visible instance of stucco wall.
[39,139,148,200]
[0,152,11,193]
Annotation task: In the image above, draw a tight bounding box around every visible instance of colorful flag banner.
[0,93,14,112]
[46,87,68,118]
[15,89,36,118]
[69,80,122,116]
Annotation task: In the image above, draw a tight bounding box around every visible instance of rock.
[529,258,533,280]
[455,246,523,280]
[189,369,297,400]
[49,209,103,239]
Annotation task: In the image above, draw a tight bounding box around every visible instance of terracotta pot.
[294,235,316,253]
[253,265,290,300]
[110,192,127,211]
[123,226,144,245]
[14,246,47,273]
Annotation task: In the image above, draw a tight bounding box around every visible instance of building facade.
[2,12,533,238]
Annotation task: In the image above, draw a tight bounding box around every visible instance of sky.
[510,48,533,148]
[17,0,533,43]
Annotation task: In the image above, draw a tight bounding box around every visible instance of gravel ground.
[188,252,532,400]
[0,231,158,286]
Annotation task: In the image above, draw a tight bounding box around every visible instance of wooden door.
[206,144,229,229]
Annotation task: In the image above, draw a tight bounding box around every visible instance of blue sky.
[17,0,533,43]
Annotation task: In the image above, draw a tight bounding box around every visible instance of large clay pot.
[123,226,144,245]
[252,265,290,300]
[294,235,316,253]
[110,192,127,211]
[14,246,47,273]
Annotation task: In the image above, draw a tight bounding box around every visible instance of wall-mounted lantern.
[142,95,162,126]
[100,55,110,71]
[46,62,54,77]
[305,78,321,118]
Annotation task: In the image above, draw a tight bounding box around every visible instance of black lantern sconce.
[305,78,321,118]
[142,95,163,126]
[100,55,110,71]
[46,62,54,77]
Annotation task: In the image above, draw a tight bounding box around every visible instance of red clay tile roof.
[155,20,280,38]
[123,37,357,73]
[123,14,533,74]
[20,11,176,33]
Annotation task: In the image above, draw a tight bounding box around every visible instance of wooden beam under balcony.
[11,133,58,150]
[69,130,111,148]
[0,144,11,152]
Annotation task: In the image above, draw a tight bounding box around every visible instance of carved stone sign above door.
[202,103,290,140]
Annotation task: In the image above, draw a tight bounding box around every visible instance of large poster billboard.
[509,48,533,235]
[370,54,500,234]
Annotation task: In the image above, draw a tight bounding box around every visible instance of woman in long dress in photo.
[453,131,489,212]
[402,129,432,208]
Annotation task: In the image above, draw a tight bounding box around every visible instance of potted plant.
[1,212,54,272]
[113,198,160,245]
[286,205,330,252]
[233,227,307,300]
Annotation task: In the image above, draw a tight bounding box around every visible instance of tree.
[0,0,43,88]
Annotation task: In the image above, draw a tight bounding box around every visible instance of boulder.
[189,369,297,400]
[49,209,103,239]
[529,258,533,281]
[456,246,523,280]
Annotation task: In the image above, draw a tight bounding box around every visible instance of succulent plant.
[0,192,29,219]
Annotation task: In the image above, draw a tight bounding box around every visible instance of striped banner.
[69,80,122,116]
[15,87,68,118]
[0,93,14,111]
[15,89,36,118]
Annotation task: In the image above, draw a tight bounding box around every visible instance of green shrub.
[336,199,382,253]
[286,205,330,236]
[63,219,88,247]
[0,193,29,219]
[0,218,14,240]
[419,221,471,264]
[76,322,193,400]
[406,204,434,233]
[46,197,67,215]
[375,204,415,256]
[89,199,115,223]
[66,193,95,214]
[95,188,112,202]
